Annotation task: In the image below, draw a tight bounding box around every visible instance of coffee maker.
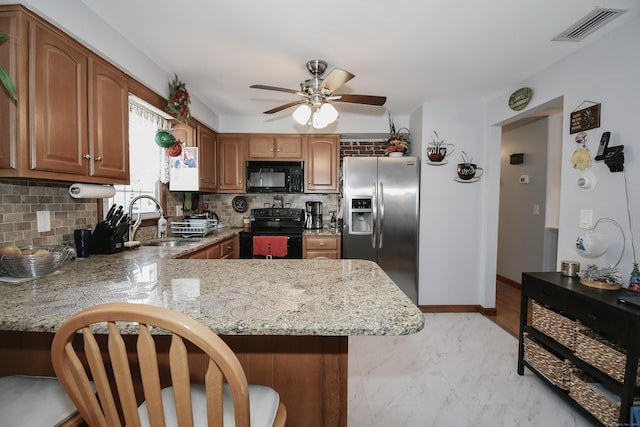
[305,201,323,229]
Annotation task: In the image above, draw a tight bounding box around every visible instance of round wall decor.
[508,87,533,111]
[232,196,248,213]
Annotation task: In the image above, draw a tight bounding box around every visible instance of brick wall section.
[0,180,98,247]
[340,140,386,159]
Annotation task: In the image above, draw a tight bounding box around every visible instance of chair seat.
[0,375,79,427]
[138,384,280,427]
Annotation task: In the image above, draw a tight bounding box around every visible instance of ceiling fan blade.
[263,100,307,114]
[250,84,300,95]
[334,94,387,106]
[318,69,355,93]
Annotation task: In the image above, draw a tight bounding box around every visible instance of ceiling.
[78,0,638,128]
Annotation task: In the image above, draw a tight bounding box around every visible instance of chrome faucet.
[128,195,165,241]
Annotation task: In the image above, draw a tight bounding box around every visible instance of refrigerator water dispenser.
[350,198,372,234]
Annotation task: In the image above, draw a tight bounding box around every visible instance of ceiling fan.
[250,59,386,128]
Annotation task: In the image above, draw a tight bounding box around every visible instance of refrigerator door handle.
[378,182,384,248]
[371,182,377,249]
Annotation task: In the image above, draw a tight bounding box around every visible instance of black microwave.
[246,161,304,193]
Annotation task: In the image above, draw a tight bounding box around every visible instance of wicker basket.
[575,323,640,385]
[523,333,572,390]
[569,370,620,427]
[531,301,576,350]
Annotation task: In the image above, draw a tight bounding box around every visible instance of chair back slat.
[108,321,142,427]
[169,333,194,427]
[137,323,166,426]
[205,360,224,426]
[81,326,120,426]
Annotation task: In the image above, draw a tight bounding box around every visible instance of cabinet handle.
[320,242,325,246]
[83,154,91,160]
[94,156,103,161]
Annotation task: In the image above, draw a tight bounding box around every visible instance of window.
[104,95,172,218]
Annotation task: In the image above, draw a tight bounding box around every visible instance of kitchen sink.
[143,239,201,247]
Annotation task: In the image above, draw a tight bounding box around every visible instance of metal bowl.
[0,245,75,278]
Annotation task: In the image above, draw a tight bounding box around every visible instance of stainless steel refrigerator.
[342,156,420,304]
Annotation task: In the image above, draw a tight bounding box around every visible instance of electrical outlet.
[579,209,593,229]
[37,210,51,232]
[176,206,184,216]
[533,204,540,215]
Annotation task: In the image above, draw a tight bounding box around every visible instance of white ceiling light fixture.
[292,104,312,125]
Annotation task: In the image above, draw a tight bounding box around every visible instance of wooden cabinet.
[247,134,302,160]
[197,124,217,192]
[305,135,339,193]
[172,122,195,147]
[180,235,238,259]
[217,134,246,193]
[0,6,129,183]
[518,272,640,427]
[303,235,341,259]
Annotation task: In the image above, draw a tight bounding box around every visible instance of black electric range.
[238,208,306,259]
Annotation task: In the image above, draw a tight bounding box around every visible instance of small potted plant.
[385,113,410,156]
[426,131,454,163]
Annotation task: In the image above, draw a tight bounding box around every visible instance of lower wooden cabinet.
[180,235,238,259]
[303,235,341,259]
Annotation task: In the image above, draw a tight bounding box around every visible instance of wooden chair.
[51,303,286,427]
[0,375,85,426]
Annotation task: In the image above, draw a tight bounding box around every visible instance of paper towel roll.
[69,183,116,199]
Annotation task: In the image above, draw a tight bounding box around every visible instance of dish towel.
[252,236,288,258]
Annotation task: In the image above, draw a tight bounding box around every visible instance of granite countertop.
[0,228,424,337]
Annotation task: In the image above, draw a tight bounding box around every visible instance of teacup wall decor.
[426,131,454,164]
[455,151,483,183]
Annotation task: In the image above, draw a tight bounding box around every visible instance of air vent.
[553,8,627,42]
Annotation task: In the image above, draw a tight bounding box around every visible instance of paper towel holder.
[69,183,116,199]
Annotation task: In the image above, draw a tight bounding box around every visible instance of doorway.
[495,100,563,322]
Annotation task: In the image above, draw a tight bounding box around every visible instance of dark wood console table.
[518,272,640,426]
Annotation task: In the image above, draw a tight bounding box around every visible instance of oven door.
[239,231,303,259]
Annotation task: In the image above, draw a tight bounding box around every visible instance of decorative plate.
[508,87,533,111]
[232,196,248,213]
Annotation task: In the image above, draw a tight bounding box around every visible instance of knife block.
[90,228,125,254]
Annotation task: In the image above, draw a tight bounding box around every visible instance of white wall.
[485,13,640,286]
[417,102,487,305]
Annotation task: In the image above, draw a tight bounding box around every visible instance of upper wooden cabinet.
[247,134,303,160]
[172,122,195,147]
[197,124,217,192]
[305,135,340,193]
[217,134,246,193]
[0,6,129,184]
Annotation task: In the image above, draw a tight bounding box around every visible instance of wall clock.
[232,196,248,213]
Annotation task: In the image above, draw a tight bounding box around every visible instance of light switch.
[579,209,593,229]
[533,204,540,215]
[37,210,51,232]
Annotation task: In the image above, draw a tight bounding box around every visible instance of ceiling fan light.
[320,103,339,123]
[292,104,311,125]
[312,111,329,129]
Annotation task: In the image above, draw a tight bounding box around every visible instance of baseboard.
[419,305,497,316]
[496,274,521,289]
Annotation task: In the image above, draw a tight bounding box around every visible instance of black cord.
[623,168,637,263]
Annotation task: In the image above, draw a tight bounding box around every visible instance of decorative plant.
[460,151,473,166]
[0,33,17,100]
[166,73,190,123]
[385,113,410,154]
[579,263,622,284]
[428,131,446,148]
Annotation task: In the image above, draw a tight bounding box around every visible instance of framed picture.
[570,103,601,134]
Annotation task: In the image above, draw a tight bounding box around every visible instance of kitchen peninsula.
[0,229,424,427]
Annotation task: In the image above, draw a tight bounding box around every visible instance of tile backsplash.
[0,180,97,247]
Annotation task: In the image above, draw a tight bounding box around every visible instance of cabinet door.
[198,124,217,192]
[275,135,303,159]
[306,135,339,193]
[89,57,129,181]
[304,235,341,259]
[0,11,20,171]
[247,135,274,159]
[31,21,88,175]
[218,134,246,193]
[173,122,195,147]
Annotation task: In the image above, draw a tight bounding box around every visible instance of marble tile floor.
[348,312,593,427]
